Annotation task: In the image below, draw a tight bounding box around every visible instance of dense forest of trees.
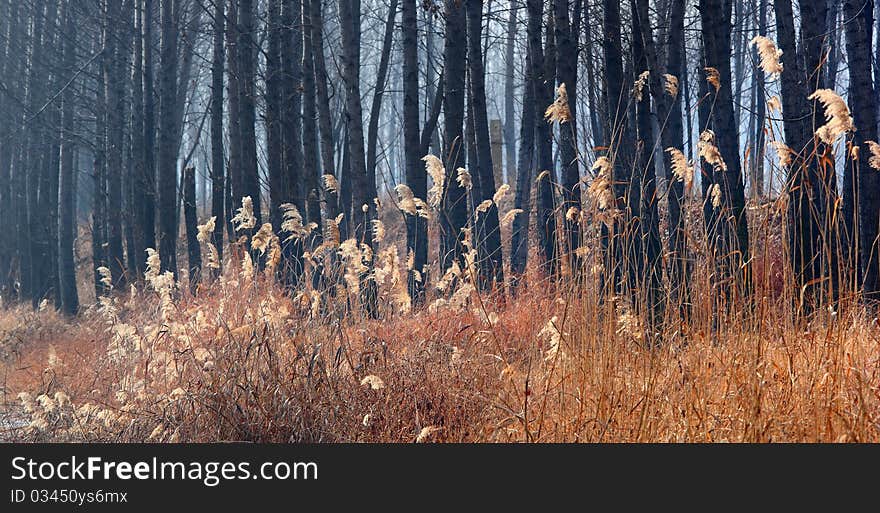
[0,0,878,322]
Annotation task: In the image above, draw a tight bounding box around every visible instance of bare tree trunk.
[632,0,663,329]
[554,0,581,277]
[510,53,536,290]
[503,1,517,191]
[340,0,377,314]
[466,0,504,289]
[93,31,109,296]
[402,0,427,304]
[311,0,337,225]
[844,0,879,296]
[157,0,179,274]
[775,0,837,307]
[58,0,79,314]
[440,0,469,274]
[301,0,322,243]
[527,0,557,277]
[105,0,126,285]
[267,0,285,239]
[699,0,750,294]
[280,0,305,283]
[225,0,240,241]
[237,0,262,231]
[602,0,627,296]
[210,0,225,273]
[184,166,201,292]
[130,0,147,277]
[750,0,767,198]
[366,0,398,200]
[142,0,157,254]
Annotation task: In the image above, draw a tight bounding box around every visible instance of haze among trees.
[1,0,879,443]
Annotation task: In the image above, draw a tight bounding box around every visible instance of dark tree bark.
[843,0,879,296]
[267,0,285,237]
[29,0,60,306]
[225,0,241,241]
[237,0,262,231]
[825,0,842,89]
[509,53,536,290]
[0,0,14,298]
[632,0,663,327]
[142,0,157,255]
[183,166,201,292]
[466,0,504,289]
[340,0,377,313]
[280,0,305,283]
[130,0,147,277]
[699,0,750,293]
[525,0,557,277]
[659,0,689,311]
[210,0,225,273]
[602,0,627,296]
[554,0,581,276]
[93,29,109,296]
[750,0,767,198]
[503,1,517,191]
[301,0,322,242]
[104,0,126,285]
[775,0,837,307]
[310,0,336,217]
[365,0,398,202]
[402,0,427,304]
[157,0,179,274]
[58,0,78,315]
[440,0,468,274]
[21,0,46,302]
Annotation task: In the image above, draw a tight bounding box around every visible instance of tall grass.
[2,45,879,443]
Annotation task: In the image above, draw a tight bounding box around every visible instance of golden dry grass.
[2,224,878,442]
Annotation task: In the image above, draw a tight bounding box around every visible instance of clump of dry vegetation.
[2,197,878,443]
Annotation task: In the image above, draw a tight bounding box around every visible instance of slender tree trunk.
[311,0,337,225]
[340,0,377,313]
[402,0,427,304]
[210,0,225,273]
[510,53,536,289]
[554,0,581,277]
[751,0,767,198]
[184,166,201,292]
[466,0,504,288]
[93,35,109,296]
[844,0,879,296]
[267,0,285,240]
[602,0,627,296]
[105,0,126,285]
[225,0,241,242]
[825,0,842,88]
[157,0,179,274]
[23,0,47,302]
[58,0,79,315]
[527,0,557,277]
[700,0,750,294]
[301,0,322,242]
[503,1,517,190]
[280,0,305,283]
[142,0,157,254]
[440,0,469,274]
[130,0,147,277]
[237,0,262,232]
[775,0,836,307]
[365,0,398,199]
[632,0,663,327]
